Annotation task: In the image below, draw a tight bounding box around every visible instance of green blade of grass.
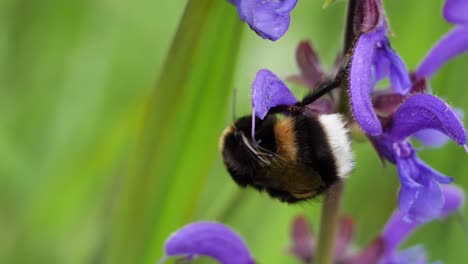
[104,1,243,263]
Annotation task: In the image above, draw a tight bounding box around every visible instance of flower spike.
[350,25,410,136]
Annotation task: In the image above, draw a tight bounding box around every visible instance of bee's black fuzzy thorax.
[220,113,353,203]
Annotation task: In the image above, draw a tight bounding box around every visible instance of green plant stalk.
[103,1,243,263]
[315,0,359,263]
[314,181,344,264]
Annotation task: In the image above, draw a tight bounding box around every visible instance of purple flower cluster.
[350,0,468,223]
[289,185,464,264]
[160,185,464,264]
[158,0,468,263]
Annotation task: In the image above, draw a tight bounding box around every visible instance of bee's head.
[219,115,277,188]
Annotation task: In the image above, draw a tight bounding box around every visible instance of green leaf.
[103,1,243,263]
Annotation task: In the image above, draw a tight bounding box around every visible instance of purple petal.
[395,152,454,223]
[416,27,468,79]
[350,31,383,136]
[252,69,298,119]
[444,0,468,25]
[233,0,298,41]
[289,215,315,263]
[382,185,463,257]
[164,222,254,264]
[373,38,411,94]
[370,134,398,163]
[382,245,430,264]
[386,94,466,145]
[412,107,464,148]
[382,211,419,257]
[439,184,465,218]
[412,129,452,148]
[295,41,324,88]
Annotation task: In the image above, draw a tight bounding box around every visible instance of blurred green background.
[1,0,467,263]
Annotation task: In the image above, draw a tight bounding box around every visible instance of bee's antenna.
[232,88,237,123]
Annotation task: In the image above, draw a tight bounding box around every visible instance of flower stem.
[314,181,344,264]
[343,0,358,53]
[315,1,360,263]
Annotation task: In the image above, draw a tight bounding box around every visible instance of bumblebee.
[219,80,354,203]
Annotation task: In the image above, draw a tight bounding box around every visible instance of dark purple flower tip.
[416,27,468,79]
[395,150,454,223]
[372,89,405,119]
[295,41,324,88]
[252,69,298,119]
[409,73,428,93]
[163,222,254,264]
[231,0,298,41]
[387,93,466,146]
[444,0,468,25]
[289,215,315,263]
[358,0,385,33]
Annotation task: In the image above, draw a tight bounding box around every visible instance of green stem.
[315,1,360,263]
[314,181,344,264]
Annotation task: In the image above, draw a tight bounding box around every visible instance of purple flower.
[228,0,298,41]
[379,185,465,264]
[160,222,254,264]
[416,0,468,81]
[289,215,385,264]
[251,69,298,138]
[287,185,464,264]
[159,186,463,263]
[287,41,338,114]
[349,0,467,223]
[370,94,466,223]
[351,0,468,137]
[350,25,411,136]
[288,41,325,89]
[416,27,468,80]
[252,69,298,120]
